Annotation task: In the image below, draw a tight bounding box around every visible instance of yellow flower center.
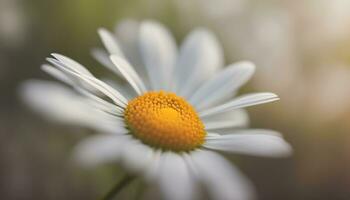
[125,91,206,151]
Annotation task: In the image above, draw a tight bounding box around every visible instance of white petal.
[19,80,94,124]
[76,86,125,116]
[98,28,124,57]
[120,141,155,174]
[110,55,147,94]
[139,20,177,90]
[102,79,136,100]
[53,63,128,107]
[144,150,162,181]
[204,129,292,157]
[190,62,255,110]
[19,80,128,134]
[157,152,197,200]
[192,150,255,200]
[203,109,250,131]
[115,20,145,70]
[73,135,130,167]
[90,48,122,76]
[77,75,128,106]
[115,20,152,89]
[90,117,128,135]
[43,62,125,116]
[51,53,93,76]
[41,64,74,86]
[206,132,221,138]
[173,28,223,97]
[46,55,99,92]
[199,93,279,117]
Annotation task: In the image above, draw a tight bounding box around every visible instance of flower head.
[20,20,292,200]
[125,91,206,151]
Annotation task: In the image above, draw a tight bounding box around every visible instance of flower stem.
[101,174,135,200]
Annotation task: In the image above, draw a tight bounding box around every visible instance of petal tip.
[97,27,108,35]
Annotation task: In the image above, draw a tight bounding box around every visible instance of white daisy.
[20,20,292,200]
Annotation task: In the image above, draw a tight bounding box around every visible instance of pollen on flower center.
[124,91,206,151]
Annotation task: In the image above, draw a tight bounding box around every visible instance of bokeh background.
[1,0,350,199]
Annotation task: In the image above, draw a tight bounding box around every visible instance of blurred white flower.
[20,20,291,200]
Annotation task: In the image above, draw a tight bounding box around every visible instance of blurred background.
[1,0,350,199]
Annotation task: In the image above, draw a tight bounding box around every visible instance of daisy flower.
[20,20,292,200]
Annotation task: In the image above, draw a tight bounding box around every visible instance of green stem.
[100,174,135,200]
[134,180,145,200]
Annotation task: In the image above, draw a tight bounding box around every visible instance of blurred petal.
[115,20,145,72]
[20,80,91,123]
[199,93,279,117]
[102,79,137,100]
[192,150,255,200]
[41,64,75,86]
[157,152,197,200]
[73,135,131,167]
[119,141,156,174]
[144,150,162,181]
[190,61,255,110]
[91,48,122,76]
[139,20,177,90]
[19,80,128,134]
[98,28,125,57]
[204,129,292,157]
[174,28,223,97]
[203,109,249,131]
